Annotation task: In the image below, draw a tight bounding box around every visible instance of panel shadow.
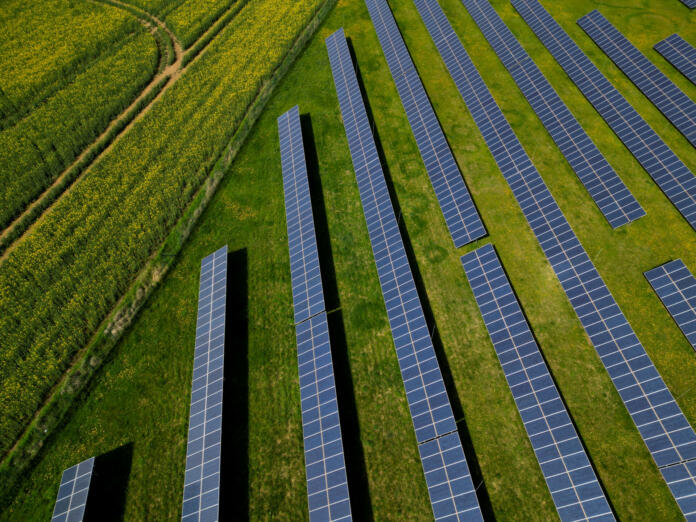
[84,442,134,522]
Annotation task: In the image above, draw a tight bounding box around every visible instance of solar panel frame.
[461,243,613,521]
[182,245,227,522]
[414,0,696,516]
[363,0,487,248]
[645,259,696,351]
[455,0,643,229]
[655,34,696,87]
[578,10,696,148]
[512,0,696,233]
[679,0,696,9]
[278,106,326,325]
[51,457,95,522]
[326,27,483,521]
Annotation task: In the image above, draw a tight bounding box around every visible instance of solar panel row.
[412,1,696,517]
[578,10,696,148]
[512,0,696,233]
[458,0,643,229]
[278,106,352,521]
[52,457,94,522]
[326,27,483,521]
[363,0,486,248]
[655,34,696,87]
[182,245,227,522]
[679,0,696,9]
[645,259,696,352]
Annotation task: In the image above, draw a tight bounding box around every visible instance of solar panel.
[578,10,696,148]
[456,0,643,229]
[679,0,696,8]
[363,0,487,248]
[52,457,94,522]
[410,1,696,516]
[461,244,613,521]
[182,245,227,522]
[655,34,696,87]
[512,0,696,233]
[278,106,325,324]
[296,312,352,521]
[326,27,483,521]
[645,259,696,351]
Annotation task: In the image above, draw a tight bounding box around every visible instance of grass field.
[2,0,696,519]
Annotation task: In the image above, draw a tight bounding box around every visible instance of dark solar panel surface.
[457,0,643,229]
[513,0,696,232]
[578,10,696,148]
[679,0,696,9]
[645,259,696,351]
[296,312,352,521]
[182,245,227,522]
[655,34,696,86]
[461,244,613,521]
[364,0,486,248]
[326,27,483,521]
[413,1,696,516]
[52,457,94,522]
[278,106,325,324]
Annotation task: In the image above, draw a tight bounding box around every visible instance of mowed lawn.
[3,0,696,519]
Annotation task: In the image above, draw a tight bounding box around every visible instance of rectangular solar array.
[326,27,483,521]
[412,1,696,517]
[512,0,696,233]
[461,244,612,521]
[278,106,353,521]
[680,0,696,8]
[182,245,227,522]
[645,259,696,351]
[458,0,643,229]
[363,0,486,248]
[578,10,696,148]
[52,457,94,522]
[296,312,352,521]
[655,34,696,86]
[278,106,325,324]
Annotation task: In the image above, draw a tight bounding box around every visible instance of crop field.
[1,0,696,520]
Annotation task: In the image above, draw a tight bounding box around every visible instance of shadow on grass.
[219,248,249,520]
[84,442,134,521]
[301,113,375,521]
[346,37,496,520]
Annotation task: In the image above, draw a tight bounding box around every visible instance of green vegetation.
[166,0,238,47]
[2,0,696,520]
[0,33,159,230]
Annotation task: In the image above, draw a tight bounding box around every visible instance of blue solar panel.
[296,312,352,521]
[182,245,227,522]
[52,457,94,522]
[363,0,486,248]
[410,1,696,516]
[326,27,483,521]
[278,106,325,325]
[578,10,696,148]
[461,244,613,521]
[513,0,696,233]
[645,259,696,351]
[456,0,643,229]
[655,34,696,87]
[679,0,696,8]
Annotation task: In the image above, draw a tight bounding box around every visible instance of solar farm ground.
[2,0,696,519]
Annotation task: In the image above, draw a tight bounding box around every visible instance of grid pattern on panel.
[182,245,227,522]
[457,0,642,229]
[578,10,696,148]
[645,259,696,351]
[278,106,325,325]
[326,27,483,521]
[680,0,696,9]
[655,34,696,86]
[296,312,352,521]
[51,457,94,522]
[512,0,696,232]
[412,1,696,516]
[661,460,696,518]
[363,0,486,248]
[461,244,613,522]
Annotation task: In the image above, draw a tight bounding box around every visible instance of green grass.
[3,0,696,519]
